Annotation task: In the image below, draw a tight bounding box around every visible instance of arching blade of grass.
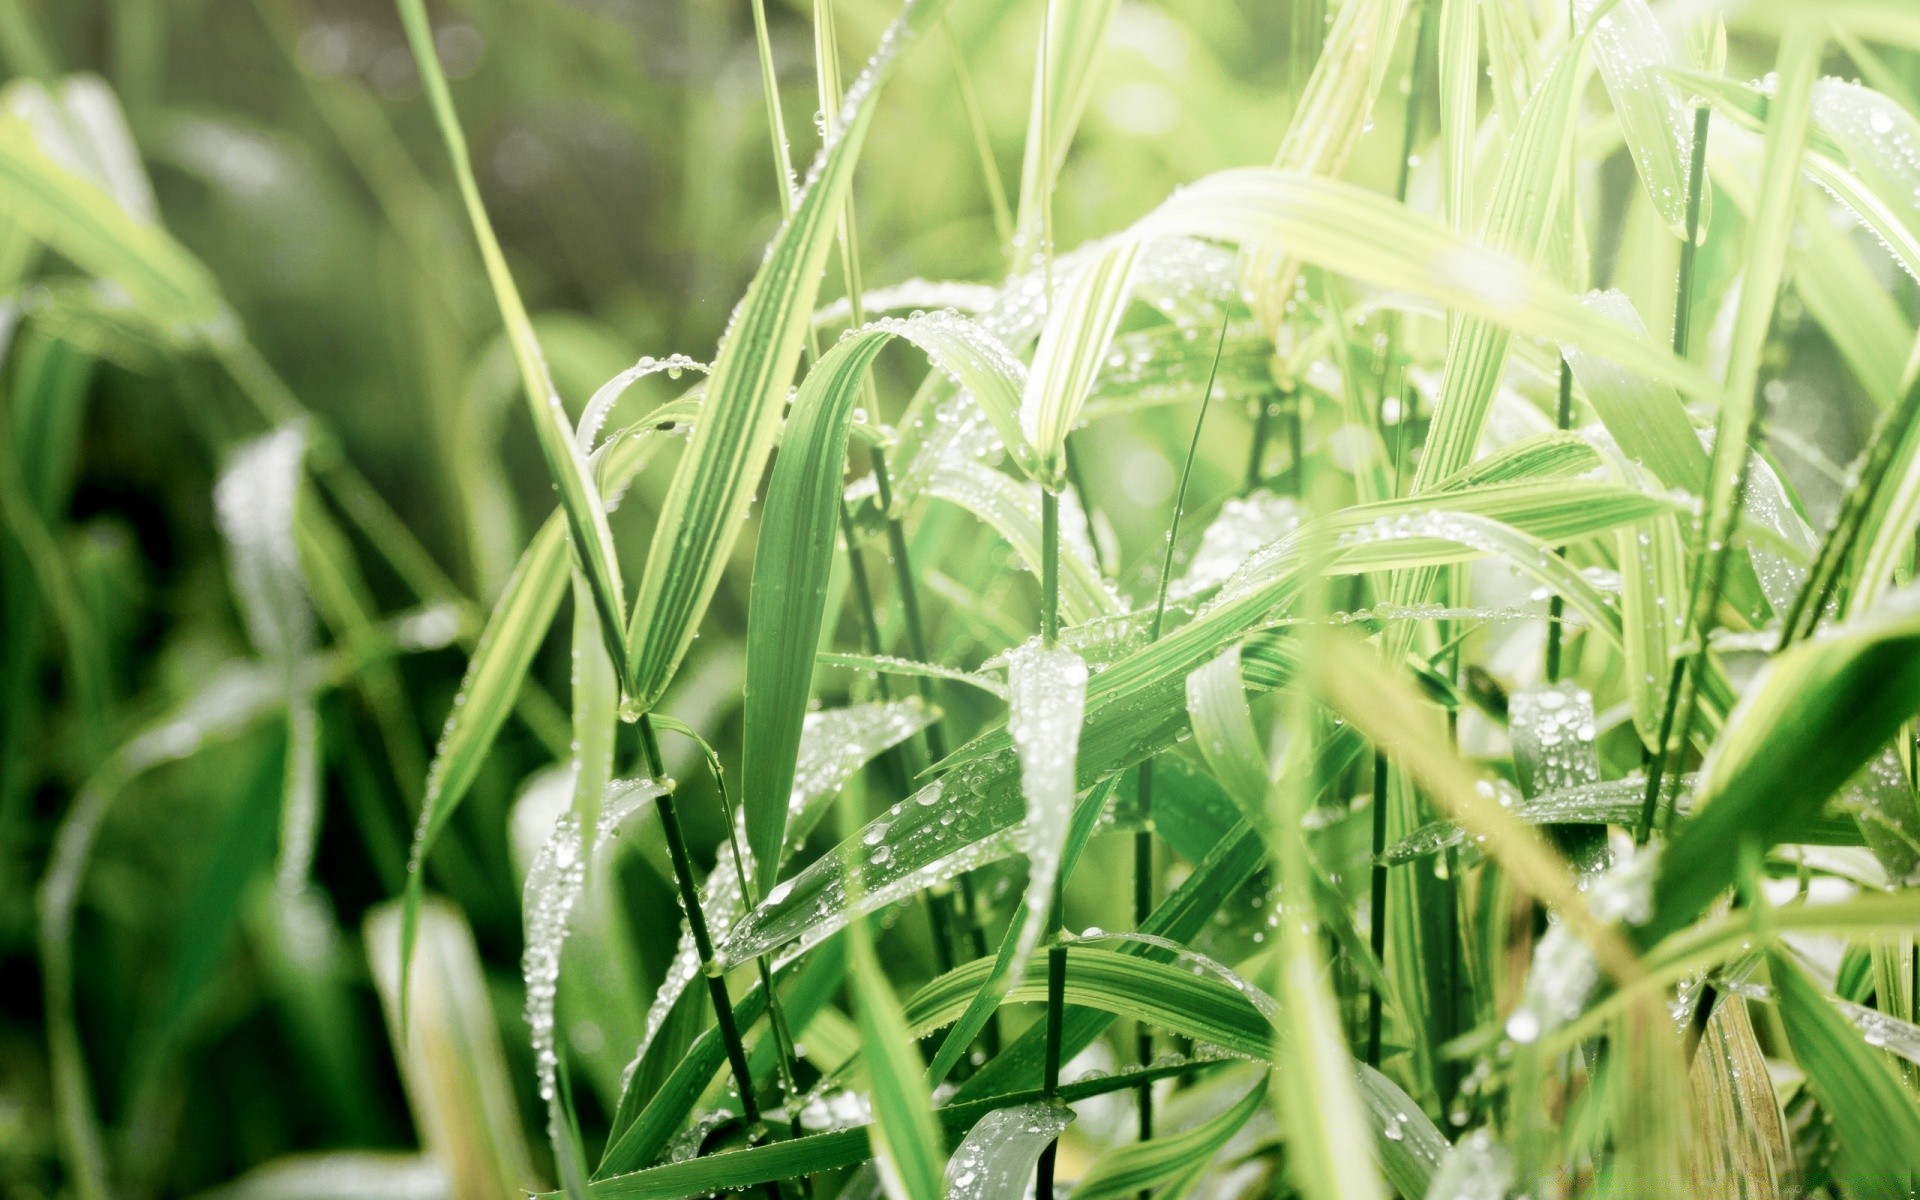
[742,314,1024,892]
[1245,0,1411,324]
[1070,1074,1267,1200]
[623,0,951,713]
[1647,603,1920,942]
[904,946,1272,1058]
[1135,171,1719,402]
[943,1101,1070,1200]
[1011,0,1117,261]
[849,908,945,1200]
[0,107,221,327]
[394,0,626,673]
[1771,950,1920,1192]
[586,1061,1208,1200]
[925,460,1117,622]
[1580,0,1709,238]
[1019,237,1140,490]
[399,413,692,1014]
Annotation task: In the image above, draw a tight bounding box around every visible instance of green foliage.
[14,1,1920,1198]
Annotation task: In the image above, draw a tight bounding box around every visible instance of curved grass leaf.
[1649,600,1920,941]
[623,0,949,711]
[1579,0,1707,238]
[1772,950,1920,1191]
[742,313,1023,891]
[1019,237,1140,489]
[1071,1074,1266,1200]
[849,909,944,1200]
[943,1101,1070,1200]
[583,1060,1204,1200]
[395,0,626,673]
[1136,169,1718,403]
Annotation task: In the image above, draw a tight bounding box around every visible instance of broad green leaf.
[1772,951,1920,1191]
[1649,601,1920,941]
[623,1,949,711]
[742,313,1023,891]
[942,1102,1070,1200]
[1578,0,1708,237]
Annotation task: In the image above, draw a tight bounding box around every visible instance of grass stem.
[639,716,761,1127]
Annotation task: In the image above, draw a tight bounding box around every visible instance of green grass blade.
[1071,1075,1267,1200]
[1012,0,1117,260]
[1648,604,1920,942]
[0,109,221,325]
[1772,950,1920,1191]
[1580,0,1708,238]
[623,1,950,711]
[394,0,626,672]
[849,910,945,1200]
[742,315,1023,891]
[943,1102,1071,1200]
[1020,238,1140,489]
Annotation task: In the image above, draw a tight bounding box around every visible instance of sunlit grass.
[8,0,1920,1197]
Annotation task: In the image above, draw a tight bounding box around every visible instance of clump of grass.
[13,0,1920,1197]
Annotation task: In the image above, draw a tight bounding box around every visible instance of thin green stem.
[1040,488,1061,648]
[1636,102,1716,843]
[1673,104,1711,362]
[639,718,761,1127]
[1545,359,1573,682]
[1642,388,1774,842]
[1246,392,1274,491]
[942,13,1014,248]
[1366,750,1388,1067]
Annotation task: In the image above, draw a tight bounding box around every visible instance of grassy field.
[7,0,1920,1196]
